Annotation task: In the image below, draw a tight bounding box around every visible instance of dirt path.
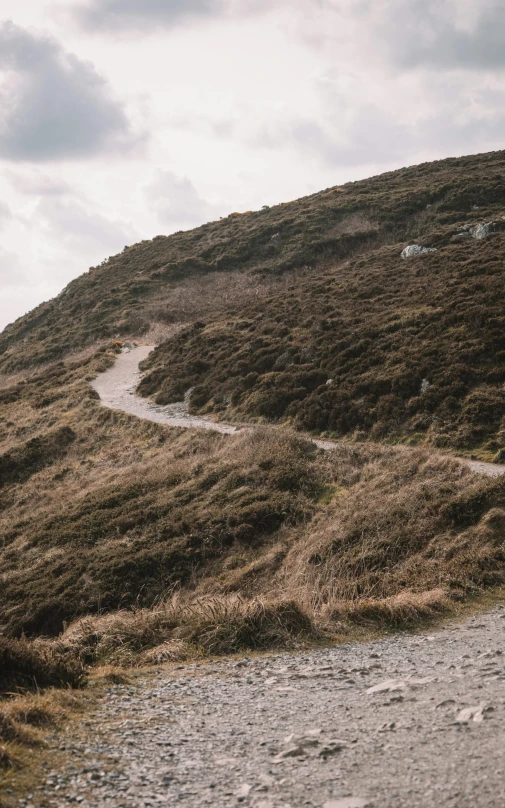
[92,346,505,479]
[32,605,505,808]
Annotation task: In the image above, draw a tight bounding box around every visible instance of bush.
[0,638,84,695]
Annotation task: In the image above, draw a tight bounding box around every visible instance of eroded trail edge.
[92,346,505,479]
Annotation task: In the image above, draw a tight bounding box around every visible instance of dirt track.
[33,605,505,808]
[92,345,505,479]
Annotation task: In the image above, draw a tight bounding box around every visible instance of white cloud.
[72,0,225,32]
[145,170,221,228]
[0,21,141,161]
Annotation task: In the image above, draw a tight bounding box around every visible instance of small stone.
[456,703,492,724]
[237,784,252,799]
[323,799,370,808]
[367,679,406,694]
[318,740,348,757]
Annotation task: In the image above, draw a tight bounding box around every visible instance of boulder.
[470,222,496,240]
[401,245,437,259]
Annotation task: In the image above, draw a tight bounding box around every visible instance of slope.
[3,148,505,374]
[1,149,505,660]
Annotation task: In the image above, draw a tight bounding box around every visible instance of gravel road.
[92,346,505,479]
[27,605,505,808]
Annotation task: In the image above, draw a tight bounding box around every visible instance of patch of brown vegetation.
[0,638,84,696]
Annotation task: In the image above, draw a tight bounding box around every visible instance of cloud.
[0,21,140,161]
[0,246,25,288]
[0,201,12,227]
[146,170,219,228]
[73,0,225,32]
[255,106,411,168]
[6,170,72,196]
[253,71,505,172]
[36,196,136,256]
[342,0,505,71]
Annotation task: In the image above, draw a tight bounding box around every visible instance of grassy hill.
[3,148,505,375]
[2,149,505,694]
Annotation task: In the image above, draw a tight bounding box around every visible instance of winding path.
[92,345,505,479]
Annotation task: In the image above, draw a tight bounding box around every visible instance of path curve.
[92,345,505,479]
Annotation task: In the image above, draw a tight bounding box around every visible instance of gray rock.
[401,245,437,258]
[470,222,496,240]
[451,232,473,242]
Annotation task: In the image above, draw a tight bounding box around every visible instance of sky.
[1,0,505,330]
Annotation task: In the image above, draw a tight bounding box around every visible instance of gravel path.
[30,606,505,808]
[92,346,505,479]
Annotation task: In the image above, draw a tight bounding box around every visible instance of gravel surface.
[25,606,505,808]
[92,346,505,480]
[91,346,240,434]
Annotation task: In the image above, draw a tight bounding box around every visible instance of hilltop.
[1,150,505,700]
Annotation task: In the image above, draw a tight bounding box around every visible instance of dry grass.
[0,638,84,696]
[59,595,317,666]
[327,588,450,629]
[0,688,86,773]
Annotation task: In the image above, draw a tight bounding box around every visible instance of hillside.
[2,150,505,684]
[3,148,505,376]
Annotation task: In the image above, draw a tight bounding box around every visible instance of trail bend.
[92,345,505,479]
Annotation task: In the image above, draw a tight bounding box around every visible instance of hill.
[3,148,505,378]
[1,150,505,689]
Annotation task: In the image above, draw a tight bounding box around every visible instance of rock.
[367,678,406,694]
[420,378,430,393]
[367,677,433,694]
[470,222,496,240]
[272,731,322,762]
[236,784,252,798]
[271,233,281,242]
[318,740,348,757]
[451,232,472,242]
[456,703,492,724]
[401,245,437,258]
[323,799,371,808]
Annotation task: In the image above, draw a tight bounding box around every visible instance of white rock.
[236,784,252,798]
[401,245,437,258]
[367,677,433,694]
[323,799,371,808]
[456,702,490,724]
[366,678,407,694]
[470,222,495,240]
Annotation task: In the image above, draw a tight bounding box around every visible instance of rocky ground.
[14,605,505,808]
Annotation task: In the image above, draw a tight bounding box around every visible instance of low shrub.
[0,638,84,695]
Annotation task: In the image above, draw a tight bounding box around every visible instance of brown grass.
[0,638,84,696]
[58,595,317,666]
[1,345,505,648]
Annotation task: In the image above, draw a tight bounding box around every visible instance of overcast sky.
[1,0,505,330]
